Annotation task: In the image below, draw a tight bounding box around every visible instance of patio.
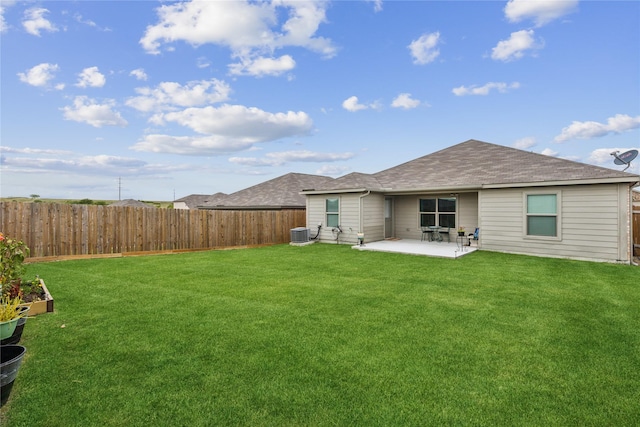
[352,238,478,258]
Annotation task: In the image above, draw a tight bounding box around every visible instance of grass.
[2,244,639,426]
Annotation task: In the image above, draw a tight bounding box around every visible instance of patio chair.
[468,228,479,246]
[421,227,433,241]
[439,227,451,242]
[469,227,479,241]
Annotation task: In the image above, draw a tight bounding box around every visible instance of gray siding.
[479,184,631,262]
[306,193,364,244]
[363,193,385,242]
[458,192,479,236]
[394,196,419,239]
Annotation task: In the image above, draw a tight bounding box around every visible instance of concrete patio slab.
[352,238,478,258]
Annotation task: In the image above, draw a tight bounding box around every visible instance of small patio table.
[429,226,442,242]
[456,234,470,251]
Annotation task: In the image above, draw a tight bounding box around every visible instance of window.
[526,193,558,237]
[419,197,456,228]
[326,198,339,227]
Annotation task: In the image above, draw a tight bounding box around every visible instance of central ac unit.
[290,227,310,243]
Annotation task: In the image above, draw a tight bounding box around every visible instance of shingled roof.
[175,193,228,208]
[110,199,155,208]
[308,139,639,193]
[200,173,335,209]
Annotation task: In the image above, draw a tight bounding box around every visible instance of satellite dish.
[610,149,638,171]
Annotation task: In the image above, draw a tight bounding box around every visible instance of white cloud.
[452,82,520,96]
[161,105,313,142]
[408,32,440,65]
[131,104,314,156]
[196,57,210,69]
[504,0,578,27]
[540,148,558,157]
[126,78,231,113]
[17,63,59,87]
[130,68,148,81]
[130,134,255,156]
[76,67,106,88]
[315,164,350,176]
[229,150,355,166]
[0,146,73,156]
[555,114,640,142]
[22,7,57,36]
[61,96,128,128]
[368,0,383,13]
[139,0,335,77]
[342,96,367,112]
[0,147,188,177]
[229,54,296,77]
[391,93,421,109]
[513,137,536,150]
[1,1,16,33]
[491,30,542,62]
[74,13,111,32]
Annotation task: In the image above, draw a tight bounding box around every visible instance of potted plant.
[0,295,28,341]
[457,226,465,236]
[0,343,27,406]
[0,233,52,315]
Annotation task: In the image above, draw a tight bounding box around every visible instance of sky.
[1,0,639,201]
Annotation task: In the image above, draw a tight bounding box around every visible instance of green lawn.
[2,244,639,426]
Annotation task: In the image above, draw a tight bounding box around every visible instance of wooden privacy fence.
[0,202,307,258]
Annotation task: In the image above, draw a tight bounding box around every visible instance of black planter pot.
[0,306,30,346]
[0,345,27,407]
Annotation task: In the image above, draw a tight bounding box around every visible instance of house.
[174,193,228,209]
[301,139,640,264]
[198,173,335,210]
[110,199,155,208]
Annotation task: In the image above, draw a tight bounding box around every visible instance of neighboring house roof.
[110,199,155,208]
[200,173,335,209]
[305,139,639,193]
[175,193,228,208]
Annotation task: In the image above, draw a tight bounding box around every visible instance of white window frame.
[418,196,457,228]
[326,197,340,228]
[523,190,562,241]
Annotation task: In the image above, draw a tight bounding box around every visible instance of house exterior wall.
[363,193,385,243]
[306,193,368,244]
[390,193,479,240]
[479,183,632,263]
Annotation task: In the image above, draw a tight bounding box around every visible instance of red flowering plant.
[0,232,44,302]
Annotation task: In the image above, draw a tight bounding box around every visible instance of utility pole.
[118,177,122,201]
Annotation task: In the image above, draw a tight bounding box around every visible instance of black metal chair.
[439,227,451,242]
